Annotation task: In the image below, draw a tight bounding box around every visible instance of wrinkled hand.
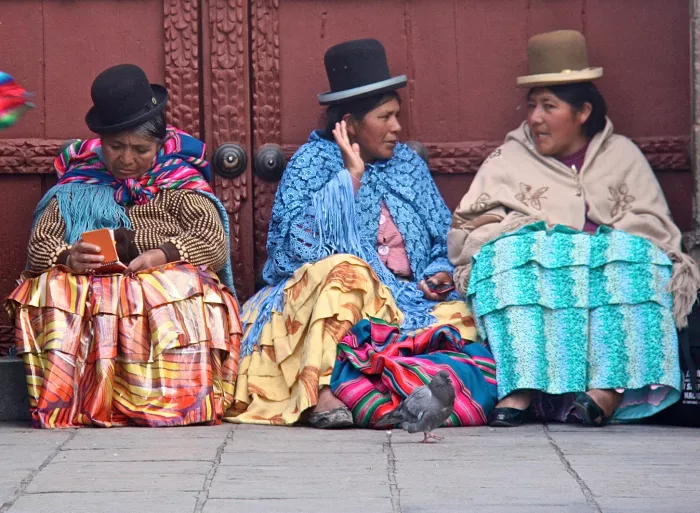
[67,241,105,273]
[125,249,167,274]
[418,271,454,301]
[332,120,364,180]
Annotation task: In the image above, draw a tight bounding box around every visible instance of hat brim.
[85,84,168,134]
[516,67,603,88]
[318,75,407,105]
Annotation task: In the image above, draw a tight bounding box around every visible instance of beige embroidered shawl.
[447,118,700,327]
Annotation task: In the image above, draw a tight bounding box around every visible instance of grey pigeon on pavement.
[375,370,456,443]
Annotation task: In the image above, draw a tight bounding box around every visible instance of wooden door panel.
[42,0,166,139]
[586,0,689,137]
[250,0,283,283]
[0,0,45,140]
[0,0,207,354]
[204,0,255,300]
[249,0,692,286]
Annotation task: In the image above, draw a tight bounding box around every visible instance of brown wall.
[277,0,689,143]
[0,0,693,353]
[0,0,165,343]
[274,0,691,226]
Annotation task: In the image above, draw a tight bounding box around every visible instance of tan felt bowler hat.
[517,30,603,87]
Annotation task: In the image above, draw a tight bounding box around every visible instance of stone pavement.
[0,422,697,513]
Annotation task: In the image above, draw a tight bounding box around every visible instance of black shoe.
[573,393,609,427]
[488,407,528,427]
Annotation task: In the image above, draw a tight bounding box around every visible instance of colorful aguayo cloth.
[7,263,241,428]
[330,319,498,428]
[467,222,681,421]
[0,71,33,130]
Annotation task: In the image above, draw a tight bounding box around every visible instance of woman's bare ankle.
[496,390,532,411]
[586,389,622,418]
[312,386,345,413]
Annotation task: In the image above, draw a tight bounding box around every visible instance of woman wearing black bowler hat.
[228,39,497,432]
[6,64,242,428]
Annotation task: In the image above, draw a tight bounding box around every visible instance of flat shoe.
[573,393,609,427]
[308,406,354,429]
[488,407,528,427]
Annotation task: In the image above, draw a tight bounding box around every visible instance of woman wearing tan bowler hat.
[448,30,699,427]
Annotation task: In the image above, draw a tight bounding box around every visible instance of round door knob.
[254,143,287,182]
[406,140,429,164]
[212,143,248,179]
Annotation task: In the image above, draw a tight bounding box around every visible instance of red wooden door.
[0,0,692,355]
[0,0,174,354]
[246,0,692,284]
[0,0,260,353]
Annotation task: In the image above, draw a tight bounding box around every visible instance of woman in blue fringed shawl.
[5,64,242,428]
[227,39,498,429]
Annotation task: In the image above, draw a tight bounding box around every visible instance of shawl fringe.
[666,250,700,328]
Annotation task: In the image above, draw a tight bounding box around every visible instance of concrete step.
[0,356,30,421]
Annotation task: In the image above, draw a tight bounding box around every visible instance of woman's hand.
[125,249,167,274]
[66,241,105,273]
[332,120,364,180]
[418,271,455,301]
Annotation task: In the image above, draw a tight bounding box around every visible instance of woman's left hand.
[124,249,168,274]
[418,271,455,301]
[332,120,365,180]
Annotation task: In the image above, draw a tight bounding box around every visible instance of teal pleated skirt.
[467,222,681,421]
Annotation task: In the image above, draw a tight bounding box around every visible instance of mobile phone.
[427,281,455,294]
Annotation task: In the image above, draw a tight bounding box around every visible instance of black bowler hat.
[318,39,407,105]
[85,64,168,134]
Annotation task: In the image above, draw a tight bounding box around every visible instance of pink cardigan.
[350,171,412,277]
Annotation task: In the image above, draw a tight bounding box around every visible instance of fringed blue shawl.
[242,130,454,355]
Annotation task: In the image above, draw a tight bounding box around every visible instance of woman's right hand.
[332,120,365,180]
[66,241,104,273]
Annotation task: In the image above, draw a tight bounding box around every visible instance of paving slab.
[203,497,394,513]
[0,423,70,446]
[402,504,593,513]
[209,462,390,500]
[7,492,198,513]
[0,423,72,508]
[53,446,219,463]
[0,422,698,512]
[60,424,232,450]
[25,460,212,494]
[546,424,700,512]
[596,497,700,513]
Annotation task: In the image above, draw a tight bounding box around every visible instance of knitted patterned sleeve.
[26,197,70,272]
[160,192,228,272]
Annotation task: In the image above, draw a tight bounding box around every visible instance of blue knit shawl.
[242,130,454,355]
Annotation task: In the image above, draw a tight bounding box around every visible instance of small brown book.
[80,228,127,273]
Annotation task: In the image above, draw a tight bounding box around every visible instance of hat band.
[97,97,158,124]
[318,75,407,105]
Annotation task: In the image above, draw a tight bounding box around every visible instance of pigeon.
[375,370,456,443]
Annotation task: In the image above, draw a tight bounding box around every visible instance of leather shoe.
[488,407,528,427]
[308,406,354,429]
[573,393,609,427]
